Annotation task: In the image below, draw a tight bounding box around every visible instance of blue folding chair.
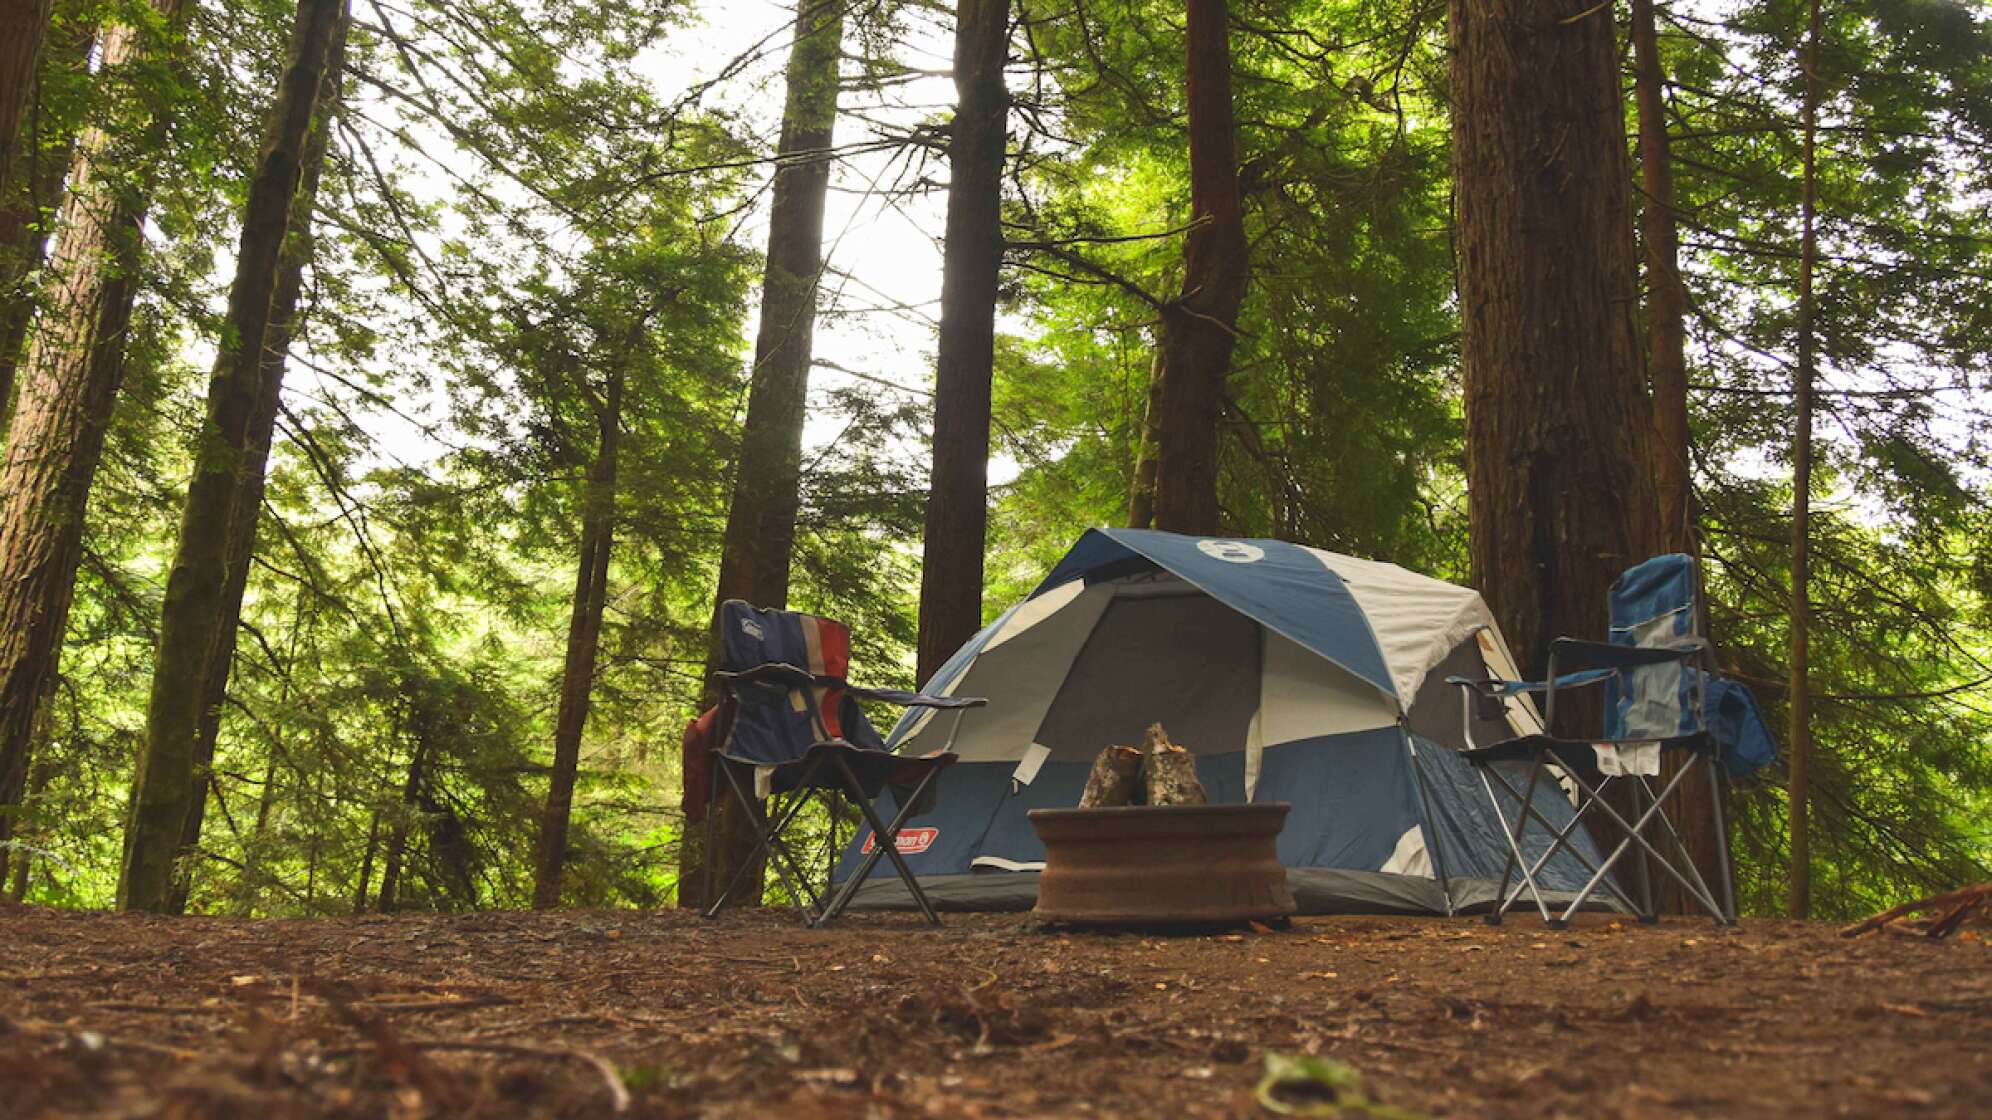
[694,600,985,926]
[1449,554,1771,927]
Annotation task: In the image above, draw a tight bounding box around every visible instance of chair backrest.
[1605,554,1707,740]
[714,600,884,765]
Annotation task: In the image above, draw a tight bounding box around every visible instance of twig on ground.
[1839,882,1992,939]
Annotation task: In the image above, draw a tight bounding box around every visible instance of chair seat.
[1460,731,1714,771]
[718,740,957,799]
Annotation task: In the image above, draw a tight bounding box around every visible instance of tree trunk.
[1,3,89,430]
[353,811,378,913]
[0,0,53,201]
[915,0,1008,685]
[0,0,191,849]
[1631,0,1723,916]
[533,366,622,909]
[166,15,347,915]
[4,712,52,900]
[1788,0,1822,921]
[120,0,345,913]
[1632,0,1691,553]
[1149,0,1248,537]
[1449,0,1660,687]
[679,0,844,912]
[1125,351,1161,528]
[376,738,426,914]
[710,0,841,619]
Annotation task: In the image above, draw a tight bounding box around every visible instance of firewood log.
[1078,745,1143,808]
[1142,722,1207,806]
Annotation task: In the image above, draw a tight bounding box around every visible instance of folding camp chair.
[1449,554,1744,928]
[693,600,985,927]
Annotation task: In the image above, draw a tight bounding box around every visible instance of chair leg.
[816,757,946,927]
[705,755,826,921]
[1556,762,1723,924]
[1708,754,1737,925]
[1477,761,1555,925]
[1499,773,1644,918]
[1639,771,1725,926]
[699,753,719,917]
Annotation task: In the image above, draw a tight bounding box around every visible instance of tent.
[833,528,1609,915]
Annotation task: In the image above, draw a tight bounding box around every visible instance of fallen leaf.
[1255,1051,1430,1118]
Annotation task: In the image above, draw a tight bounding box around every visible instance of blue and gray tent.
[834,528,1609,915]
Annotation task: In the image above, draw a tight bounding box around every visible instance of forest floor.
[2,904,1988,1119]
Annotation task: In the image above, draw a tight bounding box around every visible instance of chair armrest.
[711,662,817,689]
[1549,636,1706,672]
[1445,671,1613,698]
[845,686,988,710]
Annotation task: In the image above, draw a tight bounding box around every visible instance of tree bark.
[376,742,425,914]
[1125,351,1161,528]
[1078,745,1142,807]
[1632,0,1691,553]
[915,0,1008,686]
[0,0,54,202]
[1449,0,1661,687]
[119,0,345,913]
[0,1,87,430]
[0,0,191,851]
[679,0,843,912]
[1631,0,1723,916]
[166,16,347,914]
[533,366,622,909]
[1149,0,1248,537]
[1788,0,1822,921]
[1141,723,1207,806]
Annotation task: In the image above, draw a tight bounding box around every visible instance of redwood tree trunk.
[1,1,87,427]
[1449,0,1660,685]
[0,0,191,845]
[1631,0,1724,916]
[1788,0,1822,921]
[166,18,347,914]
[680,0,843,912]
[1150,0,1247,537]
[914,0,1008,685]
[533,367,622,909]
[120,0,345,913]
[0,0,53,198]
[1633,0,1691,552]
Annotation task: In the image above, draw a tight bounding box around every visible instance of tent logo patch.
[1197,539,1265,564]
[862,827,938,855]
[738,617,764,640]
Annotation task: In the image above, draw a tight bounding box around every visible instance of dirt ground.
[2,903,1988,1119]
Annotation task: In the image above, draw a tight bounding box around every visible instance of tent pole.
[1402,725,1456,916]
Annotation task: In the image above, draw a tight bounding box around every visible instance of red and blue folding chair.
[687,600,985,926]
